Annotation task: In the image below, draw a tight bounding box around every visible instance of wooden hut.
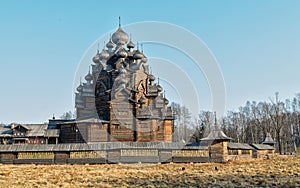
[227,143,254,160]
[201,130,232,163]
[0,123,60,145]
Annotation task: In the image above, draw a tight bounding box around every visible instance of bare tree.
[190,111,213,142]
[171,103,192,142]
[179,92,300,153]
[269,92,285,154]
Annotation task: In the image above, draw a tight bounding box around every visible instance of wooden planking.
[110,128,134,142]
[159,151,172,160]
[18,152,54,159]
[54,152,69,164]
[107,151,120,164]
[120,149,158,156]
[172,150,209,157]
[163,120,172,142]
[0,153,16,164]
[59,124,85,143]
[172,157,209,163]
[70,151,106,159]
[14,159,54,164]
[88,126,108,142]
[120,156,159,163]
[67,158,106,164]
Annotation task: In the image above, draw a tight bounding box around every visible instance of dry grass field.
[0,155,299,187]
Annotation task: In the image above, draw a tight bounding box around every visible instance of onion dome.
[92,51,101,64]
[127,40,135,49]
[138,96,147,104]
[117,48,128,58]
[148,74,155,81]
[106,40,115,49]
[112,27,129,45]
[157,84,163,92]
[77,84,83,92]
[85,72,93,82]
[99,49,109,59]
[164,98,169,105]
[133,50,144,60]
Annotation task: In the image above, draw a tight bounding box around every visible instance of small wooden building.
[0,123,60,145]
[227,143,254,161]
[251,144,275,158]
[201,129,232,163]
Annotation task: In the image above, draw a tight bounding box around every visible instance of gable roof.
[26,124,48,137]
[1,124,48,137]
[228,142,254,150]
[251,144,275,150]
[11,124,31,130]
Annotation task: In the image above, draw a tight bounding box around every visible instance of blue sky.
[0,0,300,123]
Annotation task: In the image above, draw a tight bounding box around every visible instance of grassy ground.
[0,155,299,187]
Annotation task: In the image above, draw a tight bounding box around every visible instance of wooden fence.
[0,142,209,164]
[0,142,274,164]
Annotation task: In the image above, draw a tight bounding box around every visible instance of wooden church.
[59,19,174,143]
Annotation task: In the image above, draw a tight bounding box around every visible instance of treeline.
[172,92,300,154]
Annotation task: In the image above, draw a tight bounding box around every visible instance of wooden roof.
[250,144,275,150]
[26,124,48,137]
[0,142,208,152]
[0,124,48,137]
[228,142,254,150]
[261,133,276,144]
[200,130,232,141]
[59,118,110,125]
[11,124,31,130]
[0,126,12,137]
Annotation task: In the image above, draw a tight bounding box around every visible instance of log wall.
[163,120,172,142]
[209,141,228,163]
